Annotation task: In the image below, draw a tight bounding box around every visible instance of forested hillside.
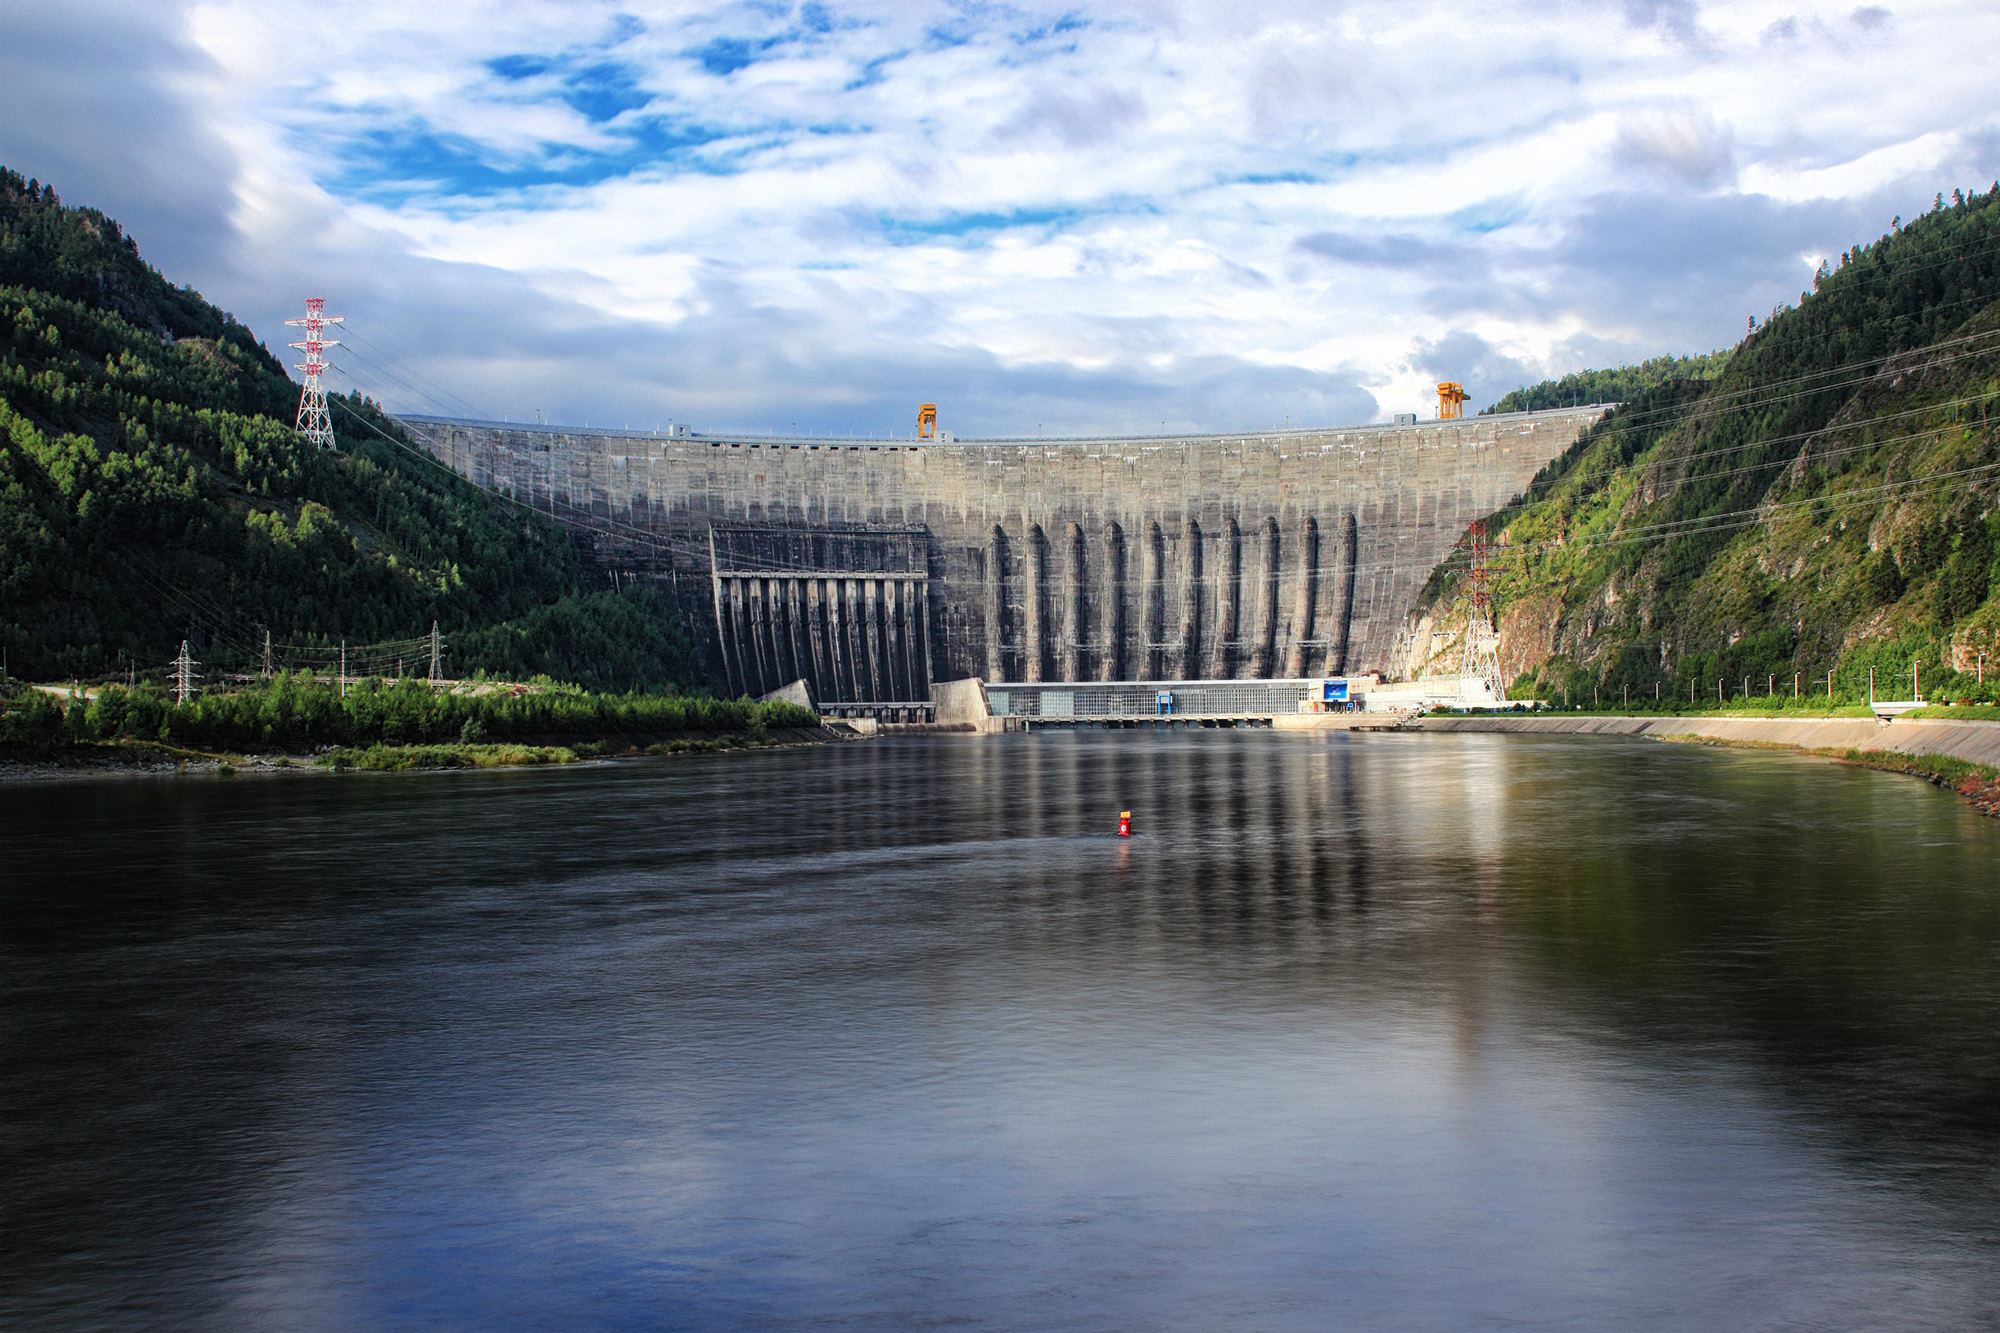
[0,168,698,689]
[1417,185,2000,705]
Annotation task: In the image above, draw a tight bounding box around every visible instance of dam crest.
[396,411,1608,705]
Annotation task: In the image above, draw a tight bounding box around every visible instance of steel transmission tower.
[174,639,198,704]
[1461,521,1503,700]
[285,298,344,448]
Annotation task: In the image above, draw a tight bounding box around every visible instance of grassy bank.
[319,730,824,769]
[1,673,819,751]
[318,742,580,771]
[1908,704,2000,721]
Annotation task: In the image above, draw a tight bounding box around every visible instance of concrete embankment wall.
[1415,714,2000,767]
[396,410,1604,698]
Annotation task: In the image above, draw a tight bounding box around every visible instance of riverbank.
[1414,713,2000,818]
[0,725,860,784]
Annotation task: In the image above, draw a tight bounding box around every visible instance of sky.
[4,1,1999,438]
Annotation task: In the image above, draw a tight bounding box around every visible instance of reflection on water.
[5,732,1999,1331]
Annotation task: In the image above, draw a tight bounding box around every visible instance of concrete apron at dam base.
[1413,713,2000,773]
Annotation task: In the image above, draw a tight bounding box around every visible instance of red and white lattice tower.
[1461,520,1503,700]
[285,298,343,449]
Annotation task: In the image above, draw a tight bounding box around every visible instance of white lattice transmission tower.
[1460,520,1504,699]
[174,639,199,705]
[285,297,344,449]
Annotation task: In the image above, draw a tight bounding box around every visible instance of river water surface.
[6,731,2000,1330]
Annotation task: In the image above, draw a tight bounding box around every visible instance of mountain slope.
[0,167,698,688]
[1413,185,2000,704]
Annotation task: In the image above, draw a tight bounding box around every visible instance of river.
[5,731,1999,1330]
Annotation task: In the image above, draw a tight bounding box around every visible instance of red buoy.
[1117,810,1132,837]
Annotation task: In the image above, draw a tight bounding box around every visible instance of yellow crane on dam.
[1437,382,1468,419]
[918,403,938,439]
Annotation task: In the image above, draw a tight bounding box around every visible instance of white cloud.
[4,0,1997,434]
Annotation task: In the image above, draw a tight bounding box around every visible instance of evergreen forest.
[1482,350,1734,416]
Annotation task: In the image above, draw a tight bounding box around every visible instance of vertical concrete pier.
[1212,516,1241,680]
[985,525,1008,683]
[1254,517,1281,679]
[1178,518,1203,680]
[1329,513,1358,675]
[1285,516,1319,678]
[1025,523,1049,683]
[1065,521,1088,683]
[1102,522,1126,682]
[1143,520,1166,680]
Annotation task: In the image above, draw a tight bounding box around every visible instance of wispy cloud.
[5,0,1998,435]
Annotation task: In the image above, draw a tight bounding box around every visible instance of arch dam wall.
[396,410,1606,703]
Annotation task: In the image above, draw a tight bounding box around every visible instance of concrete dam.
[396,410,1606,706]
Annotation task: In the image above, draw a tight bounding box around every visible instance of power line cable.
[337,322,490,419]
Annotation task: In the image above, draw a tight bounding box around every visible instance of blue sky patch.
[600,13,646,47]
[923,24,975,50]
[882,205,1083,241]
[865,199,1161,247]
[483,52,653,124]
[562,63,653,123]
[1015,12,1089,44]
[1227,170,1322,187]
[327,112,749,204]
[1446,196,1529,234]
[690,34,790,76]
[487,54,553,81]
[844,50,906,90]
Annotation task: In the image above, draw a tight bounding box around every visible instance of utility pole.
[174,640,197,705]
[429,621,443,683]
[1794,673,1799,699]
[262,629,273,680]
[340,639,348,698]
